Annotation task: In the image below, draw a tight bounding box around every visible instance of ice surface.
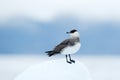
[1,56,120,80]
[14,59,91,80]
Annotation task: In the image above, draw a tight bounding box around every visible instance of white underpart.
[61,42,81,55]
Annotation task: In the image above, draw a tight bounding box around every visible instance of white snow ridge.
[14,59,92,80]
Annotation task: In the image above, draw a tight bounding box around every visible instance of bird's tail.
[45,51,55,57]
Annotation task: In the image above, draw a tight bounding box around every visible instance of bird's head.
[66,29,79,38]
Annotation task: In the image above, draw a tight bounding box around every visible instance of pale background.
[0,0,120,80]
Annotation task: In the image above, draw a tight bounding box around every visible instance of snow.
[14,59,91,80]
[0,55,120,80]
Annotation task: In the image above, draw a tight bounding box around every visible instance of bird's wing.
[53,39,70,53]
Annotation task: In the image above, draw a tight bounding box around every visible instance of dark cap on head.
[70,29,77,33]
[66,29,77,34]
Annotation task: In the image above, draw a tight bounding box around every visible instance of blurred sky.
[0,0,120,21]
[0,0,120,55]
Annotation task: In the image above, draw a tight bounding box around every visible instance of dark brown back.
[53,38,79,53]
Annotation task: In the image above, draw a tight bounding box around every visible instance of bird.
[45,29,81,64]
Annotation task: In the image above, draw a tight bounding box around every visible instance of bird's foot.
[70,59,75,63]
[67,61,72,64]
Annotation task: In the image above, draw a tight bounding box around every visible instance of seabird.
[45,29,81,64]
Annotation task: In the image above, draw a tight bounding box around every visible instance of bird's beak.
[66,32,70,34]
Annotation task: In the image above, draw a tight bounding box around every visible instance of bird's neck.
[70,37,80,42]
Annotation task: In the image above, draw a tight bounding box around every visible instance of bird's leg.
[69,54,75,63]
[66,55,72,64]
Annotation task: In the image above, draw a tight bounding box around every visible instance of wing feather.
[53,39,70,53]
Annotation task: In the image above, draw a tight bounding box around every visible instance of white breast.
[61,43,81,55]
